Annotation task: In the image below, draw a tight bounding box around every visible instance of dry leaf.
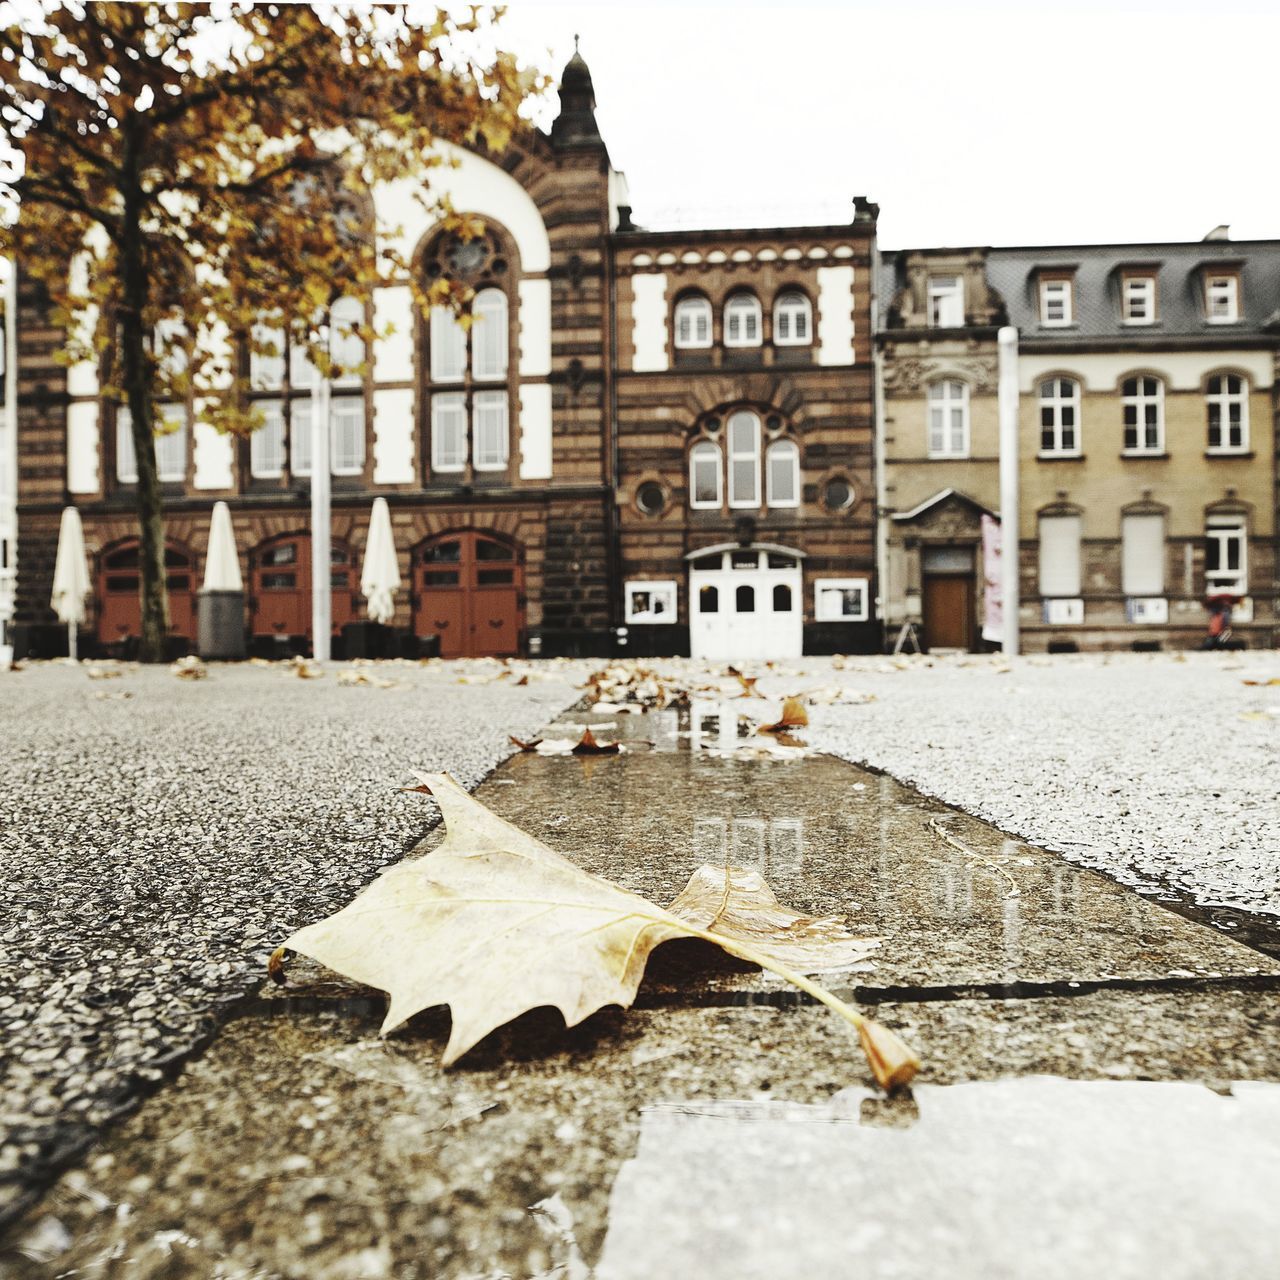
[84,665,123,680]
[572,727,621,755]
[289,656,324,679]
[276,773,916,1089]
[758,696,809,734]
[169,655,207,680]
[1242,678,1280,687]
[509,734,543,752]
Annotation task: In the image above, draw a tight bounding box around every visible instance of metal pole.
[997,325,1020,657]
[1,259,18,640]
[309,334,332,663]
[68,620,77,663]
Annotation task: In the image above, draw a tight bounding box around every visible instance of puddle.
[444,710,1277,993]
[595,1078,1280,1280]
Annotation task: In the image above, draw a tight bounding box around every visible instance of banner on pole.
[981,513,1003,644]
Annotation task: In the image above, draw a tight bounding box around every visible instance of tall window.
[1039,378,1081,455]
[927,380,969,458]
[1122,375,1164,454]
[1038,514,1082,597]
[1205,275,1239,323]
[428,286,509,474]
[1206,373,1248,452]
[1122,513,1165,596]
[928,275,964,327]
[674,295,712,349]
[1122,276,1156,324]
[248,302,366,479]
[689,440,722,508]
[724,293,762,347]
[727,410,761,506]
[116,403,187,484]
[1205,516,1247,595]
[1039,278,1073,326]
[765,439,800,507]
[773,292,812,345]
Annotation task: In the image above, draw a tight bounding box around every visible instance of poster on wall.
[981,513,1002,644]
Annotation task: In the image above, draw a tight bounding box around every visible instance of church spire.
[551,39,603,149]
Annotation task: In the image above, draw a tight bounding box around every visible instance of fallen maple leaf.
[509,734,543,752]
[757,696,809,734]
[170,655,207,680]
[274,773,918,1090]
[572,726,621,755]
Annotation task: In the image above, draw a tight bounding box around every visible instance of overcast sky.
[495,0,1280,249]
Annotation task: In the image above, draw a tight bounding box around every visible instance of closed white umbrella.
[202,501,243,592]
[360,497,400,625]
[50,506,90,660]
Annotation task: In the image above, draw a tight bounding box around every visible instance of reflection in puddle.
[596,1079,1280,1280]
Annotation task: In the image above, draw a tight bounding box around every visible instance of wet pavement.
[4,699,1280,1277]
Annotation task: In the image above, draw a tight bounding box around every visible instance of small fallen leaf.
[757,696,809,735]
[1242,678,1280,686]
[289,656,324,679]
[509,734,543,752]
[170,655,207,680]
[276,773,915,1090]
[84,665,123,680]
[572,727,621,755]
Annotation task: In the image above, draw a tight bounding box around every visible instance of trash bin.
[198,589,246,660]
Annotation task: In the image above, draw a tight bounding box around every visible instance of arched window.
[424,227,513,476]
[1206,373,1248,453]
[766,439,800,507]
[725,293,762,347]
[1039,377,1081,456]
[1122,375,1164,454]
[674,295,712,349]
[927,380,969,458]
[116,403,188,484]
[689,440,723,508]
[773,291,812,345]
[735,584,756,612]
[772,583,793,612]
[727,410,761,507]
[699,584,719,614]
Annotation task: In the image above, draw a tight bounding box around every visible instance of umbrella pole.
[68,621,77,663]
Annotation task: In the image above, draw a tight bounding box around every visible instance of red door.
[97,540,197,648]
[413,532,523,657]
[251,533,355,642]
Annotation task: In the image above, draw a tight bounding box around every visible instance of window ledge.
[1205,450,1254,460]
[1038,452,1084,461]
[1120,451,1169,460]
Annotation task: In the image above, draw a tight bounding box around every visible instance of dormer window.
[1122,276,1156,325]
[927,275,964,327]
[1039,277,1073,326]
[1205,274,1239,323]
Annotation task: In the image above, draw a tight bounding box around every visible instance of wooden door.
[414,531,523,658]
[97,541,197,647]
[922,575,975,651]
[251,534,354,641]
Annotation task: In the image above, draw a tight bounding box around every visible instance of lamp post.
[309,326,332,663]
[997,325,1020,657]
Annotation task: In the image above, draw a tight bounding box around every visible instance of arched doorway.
[688,543,803,660]
[250,532,355,642]
[96,539,198,648]
[412,531,524,658]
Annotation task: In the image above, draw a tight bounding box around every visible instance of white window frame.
[431,391,467,474]
[250,399,286,478]
[116,407,138,483]
[328,296,365,387]
[1122,276,1156,325]
[1038,513,1082,598]
[927,275,964,327]
[765,438,800,508]
[1038,377,1082,457]
[689,440,722,509]
[624,580,678,624]
[1206,373,1249,453]
[429,306,468,382]
[471,287,509,382]
[250,323,286,391]
[814,578,869,622]
[724,294,762,348]
[1121,375,1165,455]
[1121,513,1165,597]
[927,379,970,459]
[1205,275,1239,324]
[330,395,366,476]
[727,410,762,508]
[154,404,188,483]
[773,291,812,345]
[471,389,509,471]
[674,296,712,350]
[1039,278,1073,326]
[290,400,312,477]
[1205,515,1247,596]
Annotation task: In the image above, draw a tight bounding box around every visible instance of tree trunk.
[119,132,170,663]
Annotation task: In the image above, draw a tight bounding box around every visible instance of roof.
[891,489,998,523]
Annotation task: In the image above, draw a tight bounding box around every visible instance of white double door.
[689,547,803,660]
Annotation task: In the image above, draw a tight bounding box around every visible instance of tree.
[0,2,543,660]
